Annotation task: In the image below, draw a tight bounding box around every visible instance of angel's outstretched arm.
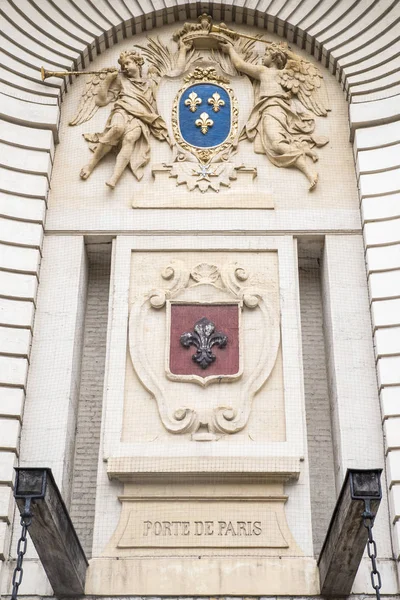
[96,71,121,107]
[220,42,262,80]
[170,39,193,76]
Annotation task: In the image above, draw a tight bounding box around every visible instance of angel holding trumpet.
[69,40,194,188]
[219,39,329,190]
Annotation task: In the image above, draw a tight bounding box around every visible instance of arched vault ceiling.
[1,0,400,129]
[2,0,400,580]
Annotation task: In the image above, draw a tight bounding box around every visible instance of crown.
[173,14,238,49]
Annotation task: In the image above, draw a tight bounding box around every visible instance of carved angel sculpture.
[220,41,330,190]
[70,41,194,188]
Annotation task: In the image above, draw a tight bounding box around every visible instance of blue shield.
[178,83,231,149]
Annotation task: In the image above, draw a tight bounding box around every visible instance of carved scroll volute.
[149,260,191,308]
[210,263,281,435]
[130,260,199,434]
[129,260,281,440]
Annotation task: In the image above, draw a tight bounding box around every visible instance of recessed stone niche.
[86,239,317,596]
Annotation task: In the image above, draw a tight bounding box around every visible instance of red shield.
[169,303,240,378]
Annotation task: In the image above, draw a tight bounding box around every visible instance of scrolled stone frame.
[128,258,280,438]
[100,235,306,457]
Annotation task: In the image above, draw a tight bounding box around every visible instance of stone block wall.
[298,255,336,556]
[70,244,111,558]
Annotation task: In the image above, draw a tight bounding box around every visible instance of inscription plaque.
[143,520,262,537]
[117,502,289,548]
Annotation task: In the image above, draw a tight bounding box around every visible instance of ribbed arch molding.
[1,0,400,111]
[1,0,400,579]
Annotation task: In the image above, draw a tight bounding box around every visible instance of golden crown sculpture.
[173,14,239,49]
[40,17,277,80]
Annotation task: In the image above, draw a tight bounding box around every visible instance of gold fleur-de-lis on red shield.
[208,92,225,112]
[185,91,202,112]
[195,112,214,134]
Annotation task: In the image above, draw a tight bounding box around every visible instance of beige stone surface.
[2,0,400,592]
[91,235,315,584]
[367,245,400,272]
[0,193,46,223]
[370,270,400,300]
[107,455,301,479]
[45,207,362,235]
[0,143,52,179]
[100,480,303,567]
[0,271,37,302]
[362,193,400,222]
[372,299,400,328]
[47,23,357,219]
[19,236,88,508]
[320,234,393,563]
[385,418,400,452]
[0,485,13,523]
[0,121,54,155]
[132,187,273,209]
[0,244,40,275]
[0,93,59,137]
[85,555,319,595]
[0,452,16,484]
[375,327,400,358]
[0,418,20,453]
[111,494,296,550]
[0,357,28,388]
[0,298,34,329]
[0,166,48,199]
[0,0,398,591]
[0,327,31,358]
[381,387,400,419]
[100,238,308,465]
[0,521,10,561]
[378,357,400,387]
[0,217,43,248]
[125,251,281,442]
[350,94,400,133]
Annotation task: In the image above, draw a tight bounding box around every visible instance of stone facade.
[1,0,400,597]
[70,245,111,558]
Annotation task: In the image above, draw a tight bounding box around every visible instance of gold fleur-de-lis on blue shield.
[195,112,214,135]
[185,91,202,112]
[208,92,225,112]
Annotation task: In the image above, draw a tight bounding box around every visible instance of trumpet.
[208,24,273,44]
[40,66,118,80]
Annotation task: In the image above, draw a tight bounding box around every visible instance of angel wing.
[135,37,199,79]
[276,56,330,117]
[69,68,118,126]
